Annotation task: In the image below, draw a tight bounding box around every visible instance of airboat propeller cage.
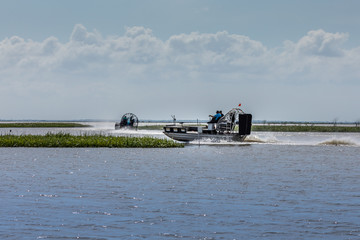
[239,114,252,135]
[216,108,252,135]
[115,113,139,130]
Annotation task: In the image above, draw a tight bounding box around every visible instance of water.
[1,124,360,239]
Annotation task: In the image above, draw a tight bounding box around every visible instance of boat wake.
[185,133,360,147]
[186,138,251,146]
[111,129,164,137]
[108,128,360,147]
[318,139,357,146]
[243,135,266,143]
[246,132,360,147]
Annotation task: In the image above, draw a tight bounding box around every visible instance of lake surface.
[1,124,360,239]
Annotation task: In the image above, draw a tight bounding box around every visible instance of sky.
[1,0,360,122]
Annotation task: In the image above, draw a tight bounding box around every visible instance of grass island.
[0,133,184,148]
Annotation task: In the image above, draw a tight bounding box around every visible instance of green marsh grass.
[0,133,184,148]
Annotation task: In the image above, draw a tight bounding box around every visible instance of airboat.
[115,113,139,130]
[163,108,252,142]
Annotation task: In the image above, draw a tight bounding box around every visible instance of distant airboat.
[115,113,139,130]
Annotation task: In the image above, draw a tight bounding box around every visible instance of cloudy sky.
[1,0,359,122]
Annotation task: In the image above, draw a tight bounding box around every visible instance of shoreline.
[0,122,91,128]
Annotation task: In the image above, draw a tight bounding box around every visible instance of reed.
[0,122,91,128]
[0,133,184,148]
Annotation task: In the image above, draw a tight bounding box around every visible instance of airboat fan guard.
[115,113,139,130]
[216,108,245,133]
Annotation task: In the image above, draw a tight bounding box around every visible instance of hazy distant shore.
[0,122,91,128]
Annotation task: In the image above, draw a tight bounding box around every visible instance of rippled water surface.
[1,125,360,239]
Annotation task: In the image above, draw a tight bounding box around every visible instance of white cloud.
[294,29,348,57]
[70,24,102,45]
[166,31,267,73]
[125,26,153,38]
[0,25,359,121]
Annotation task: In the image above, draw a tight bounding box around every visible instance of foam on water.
[248,131,360,147]
[112,129,164,136]
[244,135,267,143]
[186,132,360,147]
[188,138,252,146]
[319,139,356,146]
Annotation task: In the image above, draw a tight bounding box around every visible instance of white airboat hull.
[163,131,247,142]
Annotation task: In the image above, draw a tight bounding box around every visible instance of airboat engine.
[239,114,252,135]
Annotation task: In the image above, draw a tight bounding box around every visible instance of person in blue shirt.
[209,111,222,123]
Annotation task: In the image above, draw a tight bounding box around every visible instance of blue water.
[1,142,360,239]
